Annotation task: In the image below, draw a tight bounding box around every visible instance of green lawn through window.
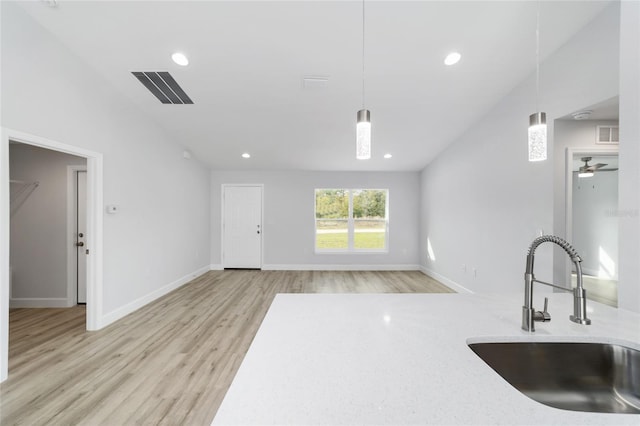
[316,231,385,250]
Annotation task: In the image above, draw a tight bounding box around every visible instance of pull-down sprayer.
[522,235,591,332]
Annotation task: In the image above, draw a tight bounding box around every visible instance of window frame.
[314,188,389,254]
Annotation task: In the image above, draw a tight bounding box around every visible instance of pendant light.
[528,2,547,162]
[356,0,371,160]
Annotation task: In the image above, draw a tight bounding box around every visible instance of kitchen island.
[212,292,640,425]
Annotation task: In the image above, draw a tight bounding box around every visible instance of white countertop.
[212,292,640,425]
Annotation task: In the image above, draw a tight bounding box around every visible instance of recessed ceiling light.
[384,153,393,159]
[171,52,189,66]
[444,52,461,66]
[241,153,251,159]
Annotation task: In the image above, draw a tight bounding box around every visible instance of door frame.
[221,184,264,269]
[1,127,104,382]
[565,146,619,285]
[67,166,87,306]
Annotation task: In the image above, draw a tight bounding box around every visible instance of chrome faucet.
[522,235,591,332]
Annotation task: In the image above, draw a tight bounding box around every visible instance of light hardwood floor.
[1,270,453,426]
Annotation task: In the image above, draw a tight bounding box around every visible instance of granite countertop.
[212,292,640,425]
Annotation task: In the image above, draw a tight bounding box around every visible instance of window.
[315,189,388,252]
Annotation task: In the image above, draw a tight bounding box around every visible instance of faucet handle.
[541,297,551,322]
[533,297,551,323]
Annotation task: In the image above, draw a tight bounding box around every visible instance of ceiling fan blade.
[580,163,607,172]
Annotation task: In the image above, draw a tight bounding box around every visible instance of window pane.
[315,189,349,219]
[316,219,348,249]
[315,188,388,252]
[354,219,386,249]
[352,189,386,219]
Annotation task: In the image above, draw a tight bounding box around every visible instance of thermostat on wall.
[106,205,119,214]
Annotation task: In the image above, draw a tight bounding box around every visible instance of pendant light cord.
[535,1,540,114]
[362,0,366,109]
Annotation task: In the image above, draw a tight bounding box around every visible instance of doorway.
[566,148,619,306]
[10,145,86,310]
[222,185,263,269]
[1,127,104,382]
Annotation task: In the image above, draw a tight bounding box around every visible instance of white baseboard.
[577,266,596,277]
[210,264,223,270]
[100,265,210,327]
[10,298,72,308]
[419,266,473,294]
[579,266,616,279]
[262,264,421,271]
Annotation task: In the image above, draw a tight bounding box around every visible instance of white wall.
[1,3,211,321]
[10,144,85,306]
[211,170,420,269]
[617,0,640,313]
[420,3,621,295]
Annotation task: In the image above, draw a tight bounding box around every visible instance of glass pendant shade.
[356,109,371,160]
[528,112,547,162]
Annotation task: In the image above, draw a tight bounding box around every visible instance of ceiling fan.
[577,156,617,178]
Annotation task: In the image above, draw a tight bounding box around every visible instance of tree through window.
[315,189,388,252]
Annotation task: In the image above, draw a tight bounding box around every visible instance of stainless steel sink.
[469,342,640,414]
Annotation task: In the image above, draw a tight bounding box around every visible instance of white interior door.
[223,185,262,269]
[76,171,87,304]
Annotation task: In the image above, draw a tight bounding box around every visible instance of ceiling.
[558,96,620,121]
[15,1,613,171]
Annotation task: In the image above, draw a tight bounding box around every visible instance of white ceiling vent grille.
[132,71,193,104]
[302,76,329,89]
[596,125,619,145]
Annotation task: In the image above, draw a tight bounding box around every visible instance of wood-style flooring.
[0,270,453,425]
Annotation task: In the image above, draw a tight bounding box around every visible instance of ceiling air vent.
[596,125,619,145]
[302,76,329,89]
[132,71,193,104]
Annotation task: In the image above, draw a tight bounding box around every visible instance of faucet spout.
[522,235,591,332]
